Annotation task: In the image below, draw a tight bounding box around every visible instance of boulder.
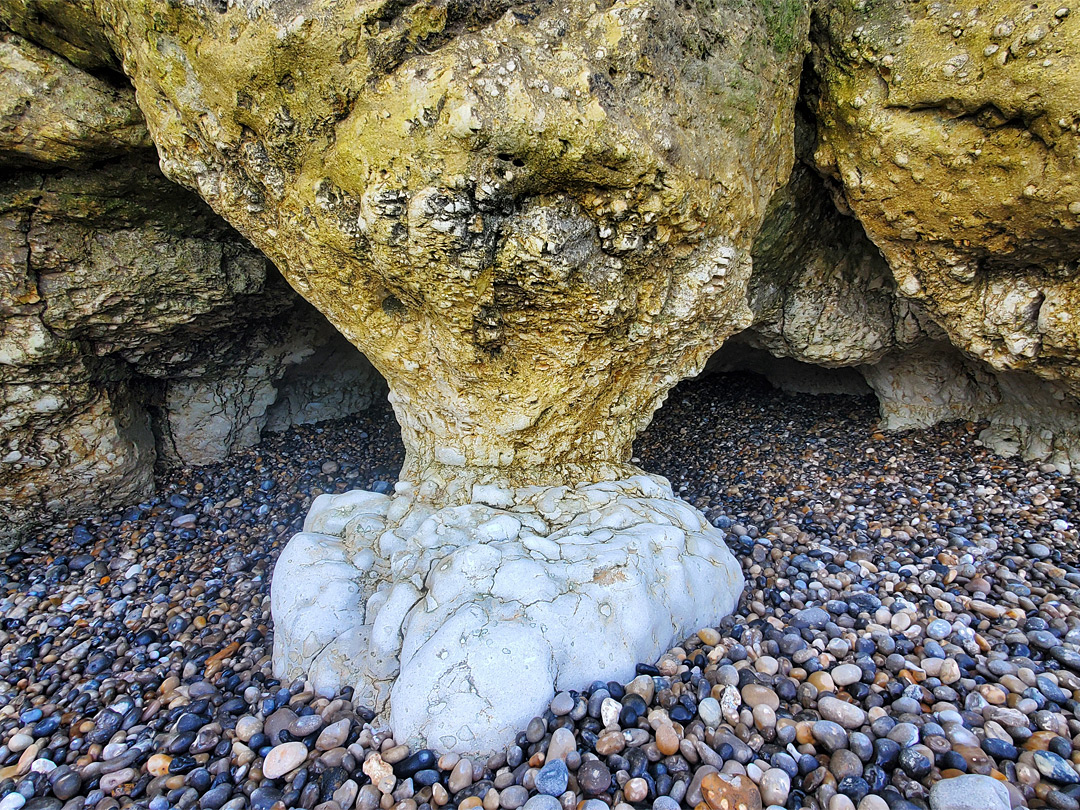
[273,474,743,753]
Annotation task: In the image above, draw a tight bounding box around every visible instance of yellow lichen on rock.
[812,0,1080,390]
[91,0,810,500]
[0,31,150,166]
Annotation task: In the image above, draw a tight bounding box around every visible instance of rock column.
[91,0,810,751]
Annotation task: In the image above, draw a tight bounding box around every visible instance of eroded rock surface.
[749,156,907,369]
[0,0,118,72]
[863,343,1080,471]
[0,31,149,167]
[79,0,810,747]
[742,106,1080,471]
[7,0,1080,757]
[273,475,743,753]
[0,364,155,543]
[91,0,808,497]
[0,154,383,546]
[155,307,382,467]
[810,0,1080,446]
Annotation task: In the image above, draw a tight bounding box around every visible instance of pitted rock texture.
[0,12,386,545]
[272,475,744,754]
[740,123,1080,471]
[3,0,1080,761]
[811,0,1080,398]
[0,0,1074,486]
[89,0,809,497]
[748,154,930,370]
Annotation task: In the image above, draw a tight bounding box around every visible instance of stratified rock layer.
[0,31,149,167]
[0,154,383,546]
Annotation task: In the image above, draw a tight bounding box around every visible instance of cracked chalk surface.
[271,474,744,754]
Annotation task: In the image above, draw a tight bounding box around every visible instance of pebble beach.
[2,372,1079,810]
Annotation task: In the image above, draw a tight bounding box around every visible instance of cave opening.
[633,358,882,529]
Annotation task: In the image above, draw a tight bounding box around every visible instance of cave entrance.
[632,344,882,528]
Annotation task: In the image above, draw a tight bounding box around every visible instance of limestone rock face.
[155,308,382,467]
[273,474,743,753]
[79,0,798,749]
[0,0,118,72]
[811,0,1080,399]
[860,341,999,431]
[0,158,263,541]
[264,332,383,434]
[94,0,809,495]
[0,17,384,545]
[10,0,1080,758]
[862,343,1080,471]
[748,157,919,369]
[0,156,383,545]
[0,31,150,167]
[743,109,1080,471]
[0,363,155,544]
[1,159,285,369]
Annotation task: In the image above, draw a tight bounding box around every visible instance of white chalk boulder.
[272,474,744,754]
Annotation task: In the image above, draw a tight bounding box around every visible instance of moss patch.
[761,0,805,54]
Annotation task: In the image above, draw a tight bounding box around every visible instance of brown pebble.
[624,777,649,803]
[147,753,171,777]
[383,745,410,764]
[701,772,762,810]
[740,685,779,711]
[596,730,626,756]
[656,724,681,756]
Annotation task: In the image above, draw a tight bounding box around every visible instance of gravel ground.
[1,372,1079,810]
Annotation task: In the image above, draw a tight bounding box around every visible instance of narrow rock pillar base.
[271,475,744,754]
